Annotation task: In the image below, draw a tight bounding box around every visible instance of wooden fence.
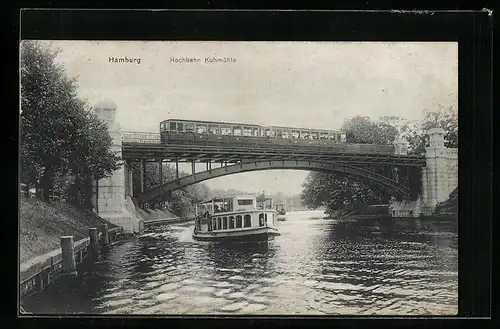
[19,226,124,299]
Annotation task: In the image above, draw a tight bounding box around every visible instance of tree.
[20,40,80,200]
[20,40,121,206]
[131,162,211,216]
[66,106,122,208]
[301,116,401,214]
[401,106,458,155]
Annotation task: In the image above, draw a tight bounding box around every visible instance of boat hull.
[192,227,280,242]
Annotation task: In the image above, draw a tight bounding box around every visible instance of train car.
[159,119,346,149]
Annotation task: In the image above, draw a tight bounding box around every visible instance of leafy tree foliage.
[301,108,457,214]
[131,162,210,217]
[20,40,120,207]
[400,106,458,155]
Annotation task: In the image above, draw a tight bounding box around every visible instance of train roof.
[268,125,341,133]
[161,119,341,133]
[160,118,262,128]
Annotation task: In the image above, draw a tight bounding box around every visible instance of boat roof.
[198,195,258,205]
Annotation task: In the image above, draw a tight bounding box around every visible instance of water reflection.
[22,213,458,315]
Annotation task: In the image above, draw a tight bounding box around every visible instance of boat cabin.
[194,195,278,234]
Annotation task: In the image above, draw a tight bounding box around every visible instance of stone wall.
[91,100,143,234]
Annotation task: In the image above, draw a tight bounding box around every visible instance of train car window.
[217,217,222,230]
[291,130,300,139]
[233,126,242,136]
[177,122,184,131]
[275,129,282,138]
[301,131,310,139]
[329,134,336,140]
[221,126,231,135]
[208,125,220,135]
[170,122,177,131]
[253,128,259,137]
[223,217,228,229]
[236,215,242,228]
[320,132,329,139]
[196,124,208,134]
[243,127,252,136]
[264,129,272,137]
[229,216,235,229]
[282,131,290,139]
[311,132,319,139]
[185,122,195,132]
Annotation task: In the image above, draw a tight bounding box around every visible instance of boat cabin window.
[311,132,319,139]
[223,217,228,229]
[236,215,242,228]
[229,216,235,229]
[320,132,329,140]
[169,121,177,131]
[233,126,242,136]
[301,131,310,139]
[264,128,272,137]
[244,214,251,227]
[291,130,300,139]
[253,128,260,136]
[282,131,290,139]
[329,134,336,140]
[237,199,254,206]
[274,129,282,138]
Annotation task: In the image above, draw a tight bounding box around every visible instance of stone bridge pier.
[390,128,458,217]
[91,100,143,234]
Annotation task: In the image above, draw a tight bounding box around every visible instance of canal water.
[22,210,458,316]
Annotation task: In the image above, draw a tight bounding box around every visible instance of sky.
[37,41,458,195]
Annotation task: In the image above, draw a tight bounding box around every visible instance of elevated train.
[159,119,395,154]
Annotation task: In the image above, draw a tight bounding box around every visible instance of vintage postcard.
[20,40,458,316]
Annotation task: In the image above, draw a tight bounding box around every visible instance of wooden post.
[60,236,77,276]
[89,228,99,253]
[102,224,110,245]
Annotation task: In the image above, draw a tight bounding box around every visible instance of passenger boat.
[275,203,287,221]
[192,195,280,242]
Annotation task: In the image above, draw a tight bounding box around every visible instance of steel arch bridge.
[137,160,411,204]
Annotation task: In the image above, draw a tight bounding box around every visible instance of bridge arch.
[138,160,410,203]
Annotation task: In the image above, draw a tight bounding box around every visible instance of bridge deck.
[122,142,425,166]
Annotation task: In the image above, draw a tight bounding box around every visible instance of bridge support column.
[123,161,133,198]
[141,160,146,194]
[91,100,143,234]
[420,128,458,216]
[390,139,418,218]
[159,159,163,185]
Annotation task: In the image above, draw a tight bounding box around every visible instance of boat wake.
[177,225,196,243]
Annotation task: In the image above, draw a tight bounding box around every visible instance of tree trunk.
[41,168,53,202]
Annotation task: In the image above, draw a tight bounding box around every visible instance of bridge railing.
[122,132,161,144]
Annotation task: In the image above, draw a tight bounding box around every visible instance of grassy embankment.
[19,198,118,264]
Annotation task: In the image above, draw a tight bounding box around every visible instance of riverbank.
[19,198,118,264]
